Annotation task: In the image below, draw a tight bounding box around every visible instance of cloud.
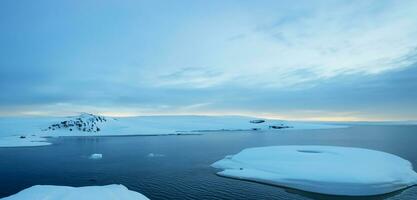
[229,0,417,87]
[133,0,417,90]
[1,0,417,120]
[155,67,228,88]
[227,33,246,41]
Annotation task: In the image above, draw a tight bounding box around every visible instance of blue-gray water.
[0,125,417,200]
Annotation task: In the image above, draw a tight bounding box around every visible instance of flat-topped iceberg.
[1,184,149,200]
[211,145,417,196]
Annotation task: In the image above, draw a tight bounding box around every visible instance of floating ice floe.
[1,184,149,200]
[89,153,103,160]
[211,145,417,196]
[147,153,165,158]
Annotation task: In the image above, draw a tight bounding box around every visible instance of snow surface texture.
[211,145,417,196]
[1,184,149,200]
[0,114,346,147]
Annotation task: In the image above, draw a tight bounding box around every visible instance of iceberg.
[89,153,103,160]
[211,145,417,196]
[1,184,149,200]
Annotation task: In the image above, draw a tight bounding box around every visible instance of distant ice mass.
[1,184,149,200]
[211,145,417,196]
[89,154,103,160]
[0,114,346,147]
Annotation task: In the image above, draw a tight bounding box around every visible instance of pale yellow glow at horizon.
[0,105,411,122]
[95,111,392,122]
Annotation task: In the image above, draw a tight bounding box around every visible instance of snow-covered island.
[1,184,149,200]
[211,145,417,196]
[0,113,346,147]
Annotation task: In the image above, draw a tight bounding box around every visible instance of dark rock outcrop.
[45,113,107,133]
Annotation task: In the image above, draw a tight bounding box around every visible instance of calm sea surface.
[0,125,416,200]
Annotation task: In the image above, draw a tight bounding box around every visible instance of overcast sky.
[1,0,417,120]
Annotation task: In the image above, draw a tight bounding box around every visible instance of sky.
[1,0,417,121]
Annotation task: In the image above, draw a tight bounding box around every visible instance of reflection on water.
[0,125,416,200]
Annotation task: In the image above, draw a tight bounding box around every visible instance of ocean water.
[0,125,416,200]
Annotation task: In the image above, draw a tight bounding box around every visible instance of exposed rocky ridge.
[44,113,107,133]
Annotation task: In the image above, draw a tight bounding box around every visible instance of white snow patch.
[1,184,149,200]
[211,145,417,196]
[89,154,103,160]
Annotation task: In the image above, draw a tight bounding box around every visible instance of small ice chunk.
[211,145,417,196]
[89,153,103,160]
[147,153,164,158]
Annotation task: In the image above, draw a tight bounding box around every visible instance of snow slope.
[0,114,346,147]
[211,145,417,196]
[1,184,149,200]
